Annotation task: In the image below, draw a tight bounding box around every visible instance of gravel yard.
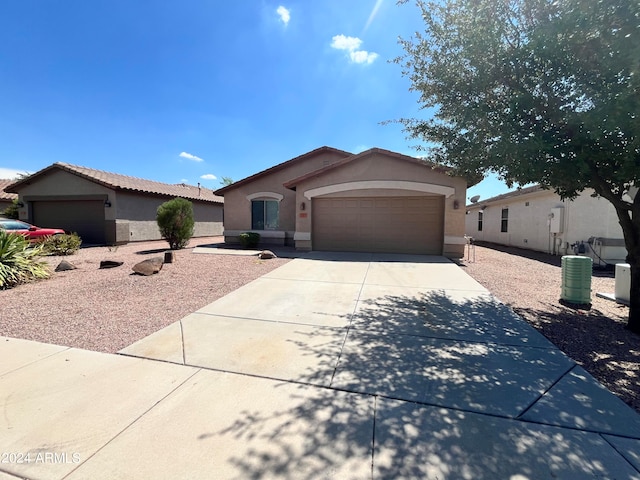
[461,242,639,413]
[1,237,638,413]
[0,237,289,354]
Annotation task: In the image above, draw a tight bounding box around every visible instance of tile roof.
[214,146,353,195]
[6,163,223,204]
[0,179,18,200]
[283,147,453,189]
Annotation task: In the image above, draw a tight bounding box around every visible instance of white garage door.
[313,196,444,254]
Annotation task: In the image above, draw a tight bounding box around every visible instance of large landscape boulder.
[55,260,77,272]
[258,250,277,260]
[132,257,164,276]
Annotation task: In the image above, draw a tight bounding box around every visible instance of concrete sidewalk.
[1,252,640,479]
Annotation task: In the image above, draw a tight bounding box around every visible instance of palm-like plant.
[0,231,50,289]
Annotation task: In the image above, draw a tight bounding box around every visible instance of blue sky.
[0,0,510,202]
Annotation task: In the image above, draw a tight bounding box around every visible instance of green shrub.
[1,199,20,219]
[39,233,82,256]
[156,197,195,250]
[0,230,50,289]
[239,232,261,248]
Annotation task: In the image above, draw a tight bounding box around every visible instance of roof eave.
[214,146,353,195]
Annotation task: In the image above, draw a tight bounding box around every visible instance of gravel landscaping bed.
[2,237,638,414]
[460,242,639,413]
[1,237,289,354]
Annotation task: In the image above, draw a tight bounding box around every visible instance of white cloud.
[331,34,362,51]
[350,50,379,64]
[0,167,31,179]
[331,34,378,65]
[179,151,204,162]
[200,174,217,180]
[276,6,290,25]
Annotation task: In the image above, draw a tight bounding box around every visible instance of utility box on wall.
[550,207,564,233]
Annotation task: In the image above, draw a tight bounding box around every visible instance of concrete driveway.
[2,252,640,479]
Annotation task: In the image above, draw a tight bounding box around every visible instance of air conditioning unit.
[615,263,631,303]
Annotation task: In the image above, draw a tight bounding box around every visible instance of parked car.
[0,219,65,242]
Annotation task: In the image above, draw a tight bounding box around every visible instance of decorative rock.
[99,260,124,269]
[132,257,164,276]
[55,260,77,272]
[164,251,175,264]
[258,250,277,260]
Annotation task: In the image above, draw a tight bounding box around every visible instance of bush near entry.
[239,232,260,248]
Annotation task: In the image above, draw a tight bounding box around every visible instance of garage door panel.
[313,196,444,255]
[32,201,105,244]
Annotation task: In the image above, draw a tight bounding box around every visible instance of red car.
[0,219,65,242]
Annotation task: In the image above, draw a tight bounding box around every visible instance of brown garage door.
[313,196,444,254]
[32,200,106,244]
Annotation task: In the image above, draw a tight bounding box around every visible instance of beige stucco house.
[215,146,468,257]
[465,185,627,266]
[5,163,223,245]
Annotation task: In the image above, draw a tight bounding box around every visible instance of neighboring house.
[215,146,468,257]
[465,185,627,266]
[5,163,223,245]
[0,179,18,213]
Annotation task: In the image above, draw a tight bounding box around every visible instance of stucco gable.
[214,146,352,196]
[283,147,454,189]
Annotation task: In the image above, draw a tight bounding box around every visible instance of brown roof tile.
[0,179,18,200]
[5,163,223,204]
[214,146,353,195]
[283,147,453,189]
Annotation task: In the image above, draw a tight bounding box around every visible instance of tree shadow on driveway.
[212,291,638,479]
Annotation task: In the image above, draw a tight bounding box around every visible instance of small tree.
[395,0,640,333]
[1,199,20,219]
[156,198,195,250]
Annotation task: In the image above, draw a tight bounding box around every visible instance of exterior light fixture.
[104,200,112,207]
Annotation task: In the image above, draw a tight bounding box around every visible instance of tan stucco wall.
[222,150,347,243]
[115,191,223,242]
[292,153,467,257]
[465,188,625,262]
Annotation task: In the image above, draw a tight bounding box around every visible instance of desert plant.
[38,232,82,256]
[0,230,50,289]
[156,197,195,250]
[239,232,260,248]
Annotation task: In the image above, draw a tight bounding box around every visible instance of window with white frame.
[477,211,483,231]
